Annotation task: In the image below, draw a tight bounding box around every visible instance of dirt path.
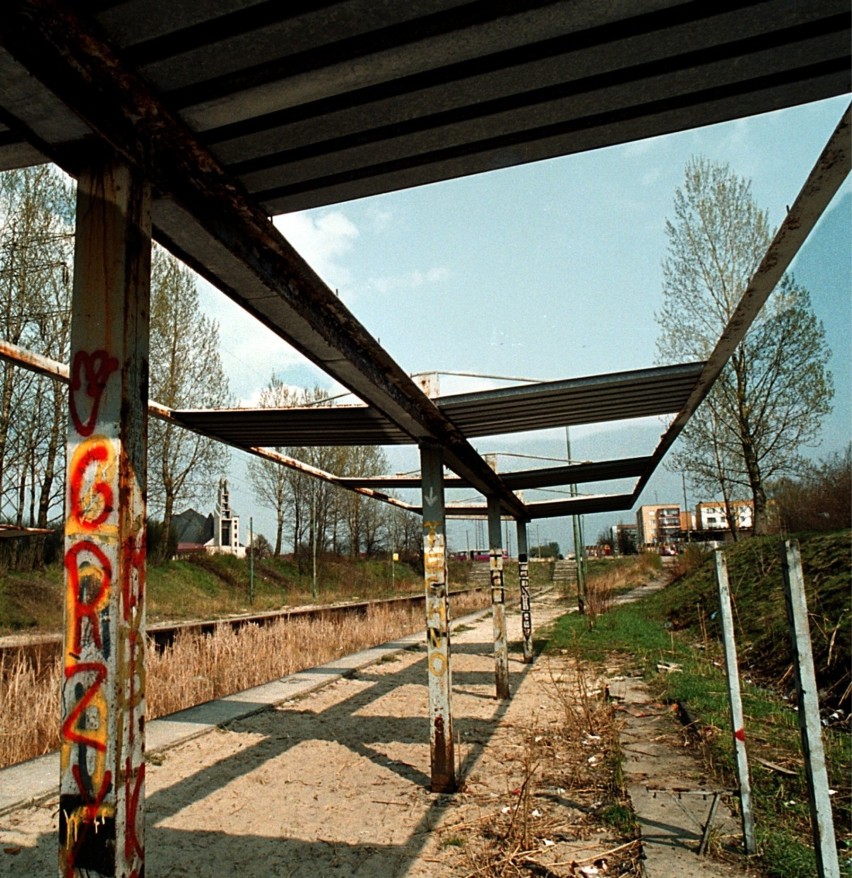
[0,585,749,877]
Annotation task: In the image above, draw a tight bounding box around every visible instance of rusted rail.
[0,588,488,662]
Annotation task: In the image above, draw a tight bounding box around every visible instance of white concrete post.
[780,540,839,878]
[516,520,533,663]
[60,156,151,877]
[713,550,756,854]
[420,443,455,792]
[487,496,510,699]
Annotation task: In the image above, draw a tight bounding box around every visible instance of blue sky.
[199,95,851,552]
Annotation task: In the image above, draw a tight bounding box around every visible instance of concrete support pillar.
[487,496,510,699]
[420,443,456,793]
[60,155,151,878]
[516,520,533,663]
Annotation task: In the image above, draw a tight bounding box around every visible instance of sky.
[197,95,851,554]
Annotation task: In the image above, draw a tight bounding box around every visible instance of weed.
[598,803,635,835]
[544,539,852,878]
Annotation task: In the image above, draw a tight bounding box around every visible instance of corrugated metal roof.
[1,2,848,205]
[172,363,702,447]
[439,363,704,436]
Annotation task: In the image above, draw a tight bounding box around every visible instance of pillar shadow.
[6,638,540,876]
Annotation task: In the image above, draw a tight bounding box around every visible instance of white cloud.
[273,210,359,289]
[368,266,450,295]
[366,205,394,232]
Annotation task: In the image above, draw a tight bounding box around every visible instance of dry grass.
[451,657,642,877]
[0,642,61,770]
[0,589,488,769]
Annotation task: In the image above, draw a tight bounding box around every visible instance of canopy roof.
[0,1,848,518]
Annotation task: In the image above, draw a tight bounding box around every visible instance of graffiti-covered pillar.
[420,443,456,792]
[61,155,151,878]
[487,496,510,699]
[516,520,533,663]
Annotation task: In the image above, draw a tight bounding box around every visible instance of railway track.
[0,587,488,662]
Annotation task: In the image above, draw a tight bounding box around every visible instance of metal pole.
[61,156,151,878]
[487,496,510,699]
[420,443,456,792]
[780,540,840,878]
[516,520,533,663]
[249,516,254,605]
[566,427,586,613]
[713,551,756,854]
[311,487,318,599]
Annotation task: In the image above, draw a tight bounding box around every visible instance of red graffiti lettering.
[124,759,145,862]
[65,541,112,653]
[62,662,108,752]
[121,535,146,622]
[69,444,114,529]
[70,349,118,437]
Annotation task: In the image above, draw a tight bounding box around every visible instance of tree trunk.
[274,509,283,557]
[162,491,175,562]
[741,435,768,535]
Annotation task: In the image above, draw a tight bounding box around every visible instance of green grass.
[544,532,852,878]
[0,549,510,634]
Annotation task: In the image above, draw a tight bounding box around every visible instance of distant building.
[610,522,638,554]
[636,504,681,547]
[171,479,246,558]
[695,500,754,532]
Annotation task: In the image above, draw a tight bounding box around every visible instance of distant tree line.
[0,166,74,569]
[247,379,421,569]
[771,446,851,533]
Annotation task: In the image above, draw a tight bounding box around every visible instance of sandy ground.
[1,592,584,877]
[0,586,745,877]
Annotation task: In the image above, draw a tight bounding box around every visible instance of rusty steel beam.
[61,156,150,878]
[487,496,510,700]
[0,338,421,515]
[420,444,456,793]
[0,0,526,520]
[516,521,534,664]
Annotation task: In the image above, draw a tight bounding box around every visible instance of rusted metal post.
[420,443,456,793]
[780,541,840,878]
[487,496,510,699]
[516,520,533,663]
[60,155,151,878]
[713,551,756,854]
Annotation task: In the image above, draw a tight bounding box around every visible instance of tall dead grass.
[0,589,487,768]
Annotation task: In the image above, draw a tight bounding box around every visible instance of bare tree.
[246,374,296,555]
[340,444,388,558]
[657,157,833,535]
[147,247,230,556]
[0,166,73,566]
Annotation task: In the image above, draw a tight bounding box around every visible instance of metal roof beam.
[0,0,526,518]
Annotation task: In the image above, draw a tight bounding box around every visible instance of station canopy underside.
[0,1,849,519]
